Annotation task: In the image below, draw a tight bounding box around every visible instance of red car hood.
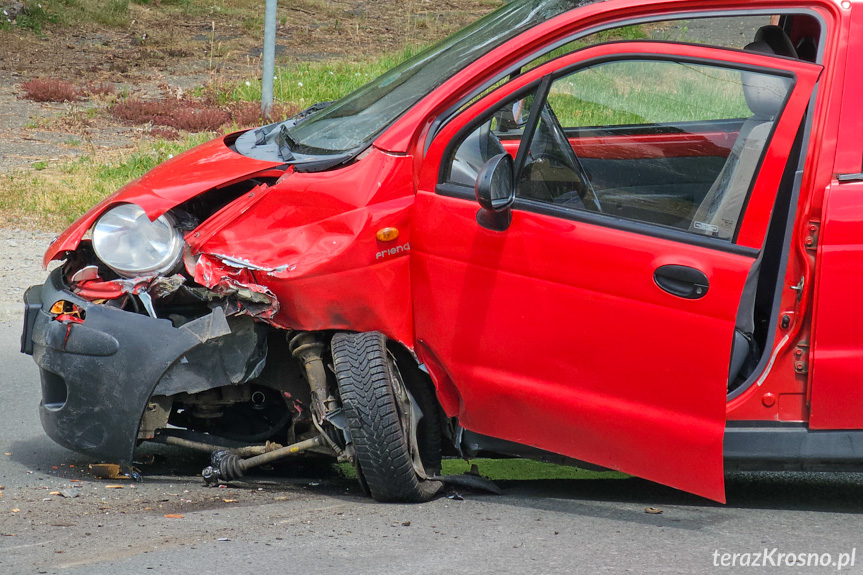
[43,134,283,268]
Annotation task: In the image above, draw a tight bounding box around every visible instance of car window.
[532,60,791,240]
[285,0,596,155]
[444,58,793,242]
[446,92,539,188]
[524,15,782,73]
[455,14,807,115]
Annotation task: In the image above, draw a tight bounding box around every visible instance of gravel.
[0,228,59,321]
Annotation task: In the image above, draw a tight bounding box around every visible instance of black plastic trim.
[21,285,42,355]
[513,75,552,180]
[724,424,863,471]
[26,268,259,465]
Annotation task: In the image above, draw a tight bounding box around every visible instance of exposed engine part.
[177,385,251,407]
[287,331,347,458]
[192,404,224,419]
[138,397,172,441]
[169,385,292,444]
[151,431,285,457]
[201,435,326,485]
[288,331,331,417]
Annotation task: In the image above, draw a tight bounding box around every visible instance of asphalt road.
[2,321,863,575]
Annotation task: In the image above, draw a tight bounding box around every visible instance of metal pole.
[261,0,278,121]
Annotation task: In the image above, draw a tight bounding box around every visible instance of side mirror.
[475,153,515,231]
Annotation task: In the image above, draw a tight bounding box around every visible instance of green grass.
[0,0,215,32]
[216,45,428,110]
[0,133,212,228]
[547,60,753,128]
[1,15,764,229]
[0,2,59,33]
[0,43,425,229]
[337,458,628,481]
[525,25,648,73]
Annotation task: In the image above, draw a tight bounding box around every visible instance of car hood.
[43,133,285,268]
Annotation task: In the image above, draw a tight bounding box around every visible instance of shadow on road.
[490,471,863,516]
[11,433,863,517]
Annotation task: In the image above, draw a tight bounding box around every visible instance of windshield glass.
[286,0,592,155]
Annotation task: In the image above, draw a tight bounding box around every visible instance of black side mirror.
[475,153,515,231]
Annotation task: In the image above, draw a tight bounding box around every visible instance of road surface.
[2,320,863,574]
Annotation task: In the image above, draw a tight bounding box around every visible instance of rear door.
[412,42,821,501]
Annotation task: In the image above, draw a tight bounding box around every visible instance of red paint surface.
[188,149,418,343]
[501,131,738,161]
[414,41,820,502]
[43,135,284,268]
[810,181,863,428]
[807,6,863,429]
[40,0,861,501]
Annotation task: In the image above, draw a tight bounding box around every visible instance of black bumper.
[22,268,238,464]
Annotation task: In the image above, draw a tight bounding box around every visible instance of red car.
[22,0,863,503]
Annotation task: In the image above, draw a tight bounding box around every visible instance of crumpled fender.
[187,150,415,279]
[43,133,284,268]
[185,150,417,339]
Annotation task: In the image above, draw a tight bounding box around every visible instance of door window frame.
[435,48,806,258]
[423,7,826,155]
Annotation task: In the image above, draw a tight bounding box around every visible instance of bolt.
[805,237,813,246]
[809,225,817,232]
[795,362,805,371]
[795,349,803,357]
[762,393,776,407]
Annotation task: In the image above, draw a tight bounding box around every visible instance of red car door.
[411,42,821,502]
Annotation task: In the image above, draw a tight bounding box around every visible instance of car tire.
[332,331,443,503]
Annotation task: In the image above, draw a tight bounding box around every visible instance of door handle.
[654,265,709,299]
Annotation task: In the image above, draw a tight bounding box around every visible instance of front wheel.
[332,332,442,502]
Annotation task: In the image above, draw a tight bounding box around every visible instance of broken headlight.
[92,203,184,278]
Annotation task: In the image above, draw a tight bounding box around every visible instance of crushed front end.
[21,129,418,475]
[22,269,274,465]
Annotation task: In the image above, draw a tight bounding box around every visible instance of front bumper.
[22,268,244,464]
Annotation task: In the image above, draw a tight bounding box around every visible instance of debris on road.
[89,463,127,479]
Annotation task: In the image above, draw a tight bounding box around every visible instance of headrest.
[754,25,798,59]
[741,40,791,120]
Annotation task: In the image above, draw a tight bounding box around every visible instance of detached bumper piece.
[23,268,266,465]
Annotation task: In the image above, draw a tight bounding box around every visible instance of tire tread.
[332,332,440,503]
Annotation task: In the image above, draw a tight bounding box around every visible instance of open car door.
[411,42,821,502]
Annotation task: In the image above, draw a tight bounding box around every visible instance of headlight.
[92,203,184,278]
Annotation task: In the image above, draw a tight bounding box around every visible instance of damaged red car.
[22,0,863,503]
